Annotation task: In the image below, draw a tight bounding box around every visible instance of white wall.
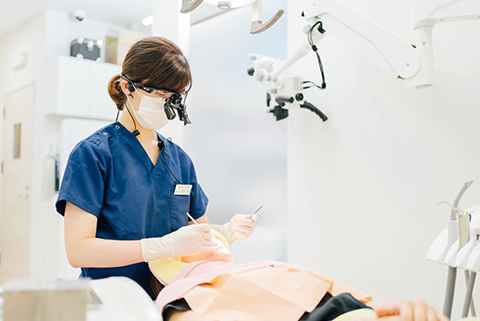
[0,11,47,279]
[56,118,111,280]
[149,1,191,149]
[187,1,288,263]
[41,10,129,280]
[0,9,132,281]
[286,0,480,317]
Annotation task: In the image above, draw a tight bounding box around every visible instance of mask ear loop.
[115,80,126,122]
[125,87,140,137]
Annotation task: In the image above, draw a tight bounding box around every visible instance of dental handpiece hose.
[437,198,477,317]
[223,205,263,245]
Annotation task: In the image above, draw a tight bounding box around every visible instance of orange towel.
[183,261,371,321]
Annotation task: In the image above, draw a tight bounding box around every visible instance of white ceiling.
[0,0,226,38]
[3,0,477,40]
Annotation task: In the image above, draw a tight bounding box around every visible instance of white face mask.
[126,87,171,130]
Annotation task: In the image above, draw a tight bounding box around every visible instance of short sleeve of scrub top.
[55,123,209,299]
[56,138,106,217]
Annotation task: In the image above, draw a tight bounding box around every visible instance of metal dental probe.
[186,212,198,225]
[222,205,263,245]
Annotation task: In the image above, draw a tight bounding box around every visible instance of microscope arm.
[266,0,479,88]
[269,0,420,85]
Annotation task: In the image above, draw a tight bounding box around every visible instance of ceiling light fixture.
[142,15,154,26]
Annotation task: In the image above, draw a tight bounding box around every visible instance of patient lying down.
[149,231,447,321]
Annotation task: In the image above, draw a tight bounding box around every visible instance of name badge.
[174,184,192,196]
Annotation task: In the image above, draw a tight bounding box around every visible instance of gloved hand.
[367,300,448,321]
[219,214,258,244]
[141,224,221,262]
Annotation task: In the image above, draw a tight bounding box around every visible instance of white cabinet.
[55,57,90,117]
[45,56,121,120]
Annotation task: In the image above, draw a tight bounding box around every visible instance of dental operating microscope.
[246,0,479,122]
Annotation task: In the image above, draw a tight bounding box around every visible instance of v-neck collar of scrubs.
[113,122,167,175]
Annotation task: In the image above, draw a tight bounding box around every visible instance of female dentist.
[55,37,257,299]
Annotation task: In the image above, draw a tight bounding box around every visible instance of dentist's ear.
[120,79,134,99]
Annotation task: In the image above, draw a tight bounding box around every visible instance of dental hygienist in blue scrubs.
[55,37,258,299]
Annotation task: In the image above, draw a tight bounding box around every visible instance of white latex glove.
[219,214,258,244]
[367,300,449,321]
[141,224,221,262]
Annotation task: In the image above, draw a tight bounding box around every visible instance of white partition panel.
[186,0,288,263]
[58,118,110,280]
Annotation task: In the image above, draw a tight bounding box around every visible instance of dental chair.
[88,277,162,321]
[0,277,162,321]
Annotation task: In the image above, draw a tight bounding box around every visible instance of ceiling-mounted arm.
[303,0,421,81]
[181,0,204,13]
[250,0,284,34]
[425,0,469,20]
[252,0,478,90]
[413,0,479,34]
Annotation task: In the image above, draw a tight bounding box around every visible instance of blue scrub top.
[56,122,209,299]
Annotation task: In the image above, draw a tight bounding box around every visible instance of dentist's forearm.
[68,238,144,268]
[64,201,144,268]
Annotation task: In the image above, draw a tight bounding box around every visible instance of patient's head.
[181,230,233,263]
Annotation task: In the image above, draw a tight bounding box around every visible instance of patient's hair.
[150,273,165,298]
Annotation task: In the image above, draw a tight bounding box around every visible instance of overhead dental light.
[217,1,231,10]
[180,0,284,34]
[142,15,154,26]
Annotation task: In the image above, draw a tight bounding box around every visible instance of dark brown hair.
[149,273,164,298]
[108,37,192,111]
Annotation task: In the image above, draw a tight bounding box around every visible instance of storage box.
[71,38,101,62]
[105,36,119,65]
[3,279,89,321]
[117,29,143,65]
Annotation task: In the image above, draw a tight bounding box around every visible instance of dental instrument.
[248,205,263,220]
[436,197,476,317]
[222,230,238,245]
[464,228,480,317]
[466,228,480,272]
[437,201,471,250]
[459,228,480,318]
[222,205,263,245]
[186,212,199,225]
[427,181,473,318]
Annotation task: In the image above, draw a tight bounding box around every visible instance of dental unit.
[427,181,480,318]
